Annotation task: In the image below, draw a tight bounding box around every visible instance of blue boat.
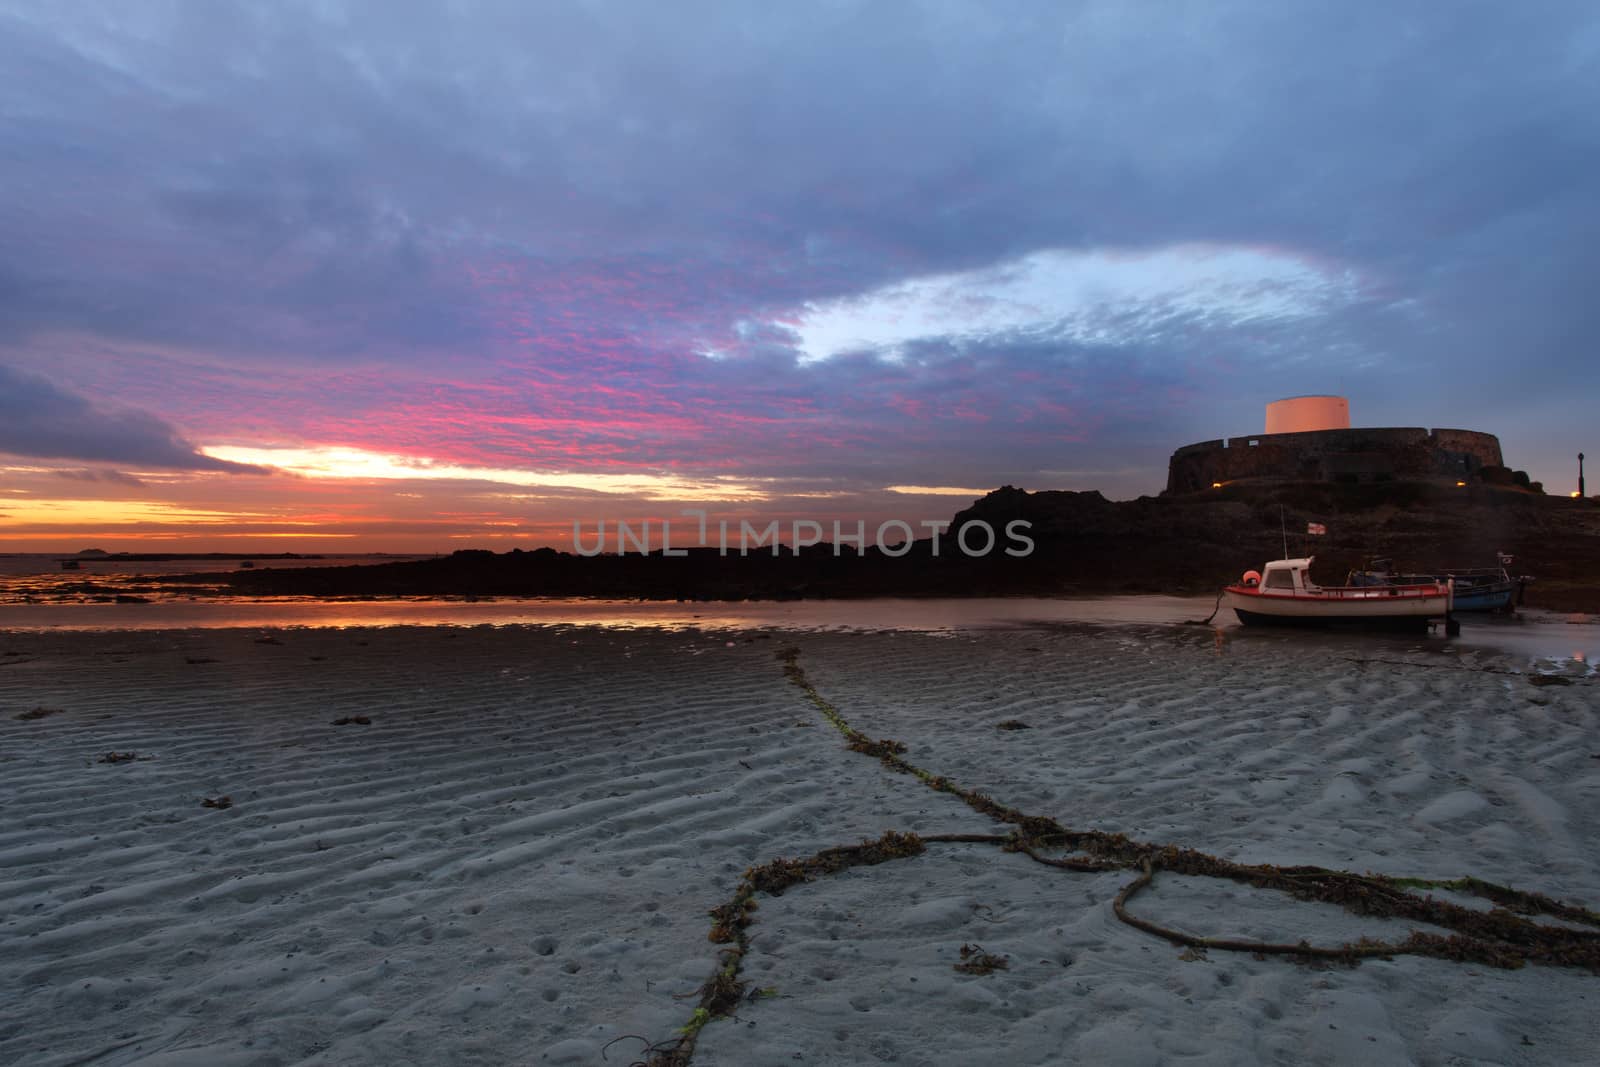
[1347,556,1530,614]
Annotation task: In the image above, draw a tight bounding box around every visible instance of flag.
[1306,521,1327,536]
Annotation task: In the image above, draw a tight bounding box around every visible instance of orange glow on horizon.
[0,499,254,525]
[198,445,774,501]
[883,485,993,496]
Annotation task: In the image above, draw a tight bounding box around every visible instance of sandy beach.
[3,621,1598,1066]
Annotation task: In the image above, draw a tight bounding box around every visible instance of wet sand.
[0,594,1595,664]
[2,623,1597,1065]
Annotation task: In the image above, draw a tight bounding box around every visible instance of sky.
[1,1,1596,552]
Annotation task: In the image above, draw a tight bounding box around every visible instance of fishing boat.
[1225,557,1453,631]
[1347,556,1527,614]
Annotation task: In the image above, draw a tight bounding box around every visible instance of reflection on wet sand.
[0,592,1593,666]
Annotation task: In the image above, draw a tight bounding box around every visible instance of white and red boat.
[1225,557,1452,631]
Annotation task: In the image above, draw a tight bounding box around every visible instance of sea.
[0,552,1593,670]
[0,552,437,601]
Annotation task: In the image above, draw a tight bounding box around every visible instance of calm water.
[0,553,439,604]
[2,553,1594,665]
[0,589,1593,669]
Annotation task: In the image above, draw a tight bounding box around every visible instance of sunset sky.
[2,1,1596,552]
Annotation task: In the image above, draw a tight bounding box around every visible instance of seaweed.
[642,646,1600,1064]
[16,706,65,721]
[953,943,1009,975]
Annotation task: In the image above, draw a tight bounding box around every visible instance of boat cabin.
[1257,557,1317,595]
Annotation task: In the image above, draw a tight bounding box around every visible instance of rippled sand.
[2,624,1597,1065]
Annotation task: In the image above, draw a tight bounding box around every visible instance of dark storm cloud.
[0,365,267,472]
[4,2,1592,322]
[0,0,1595,493]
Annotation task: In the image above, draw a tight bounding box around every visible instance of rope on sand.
[1184,587,1225,626]
[636,648,1600,1065]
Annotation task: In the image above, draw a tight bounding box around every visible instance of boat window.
[1265,570,1295,589]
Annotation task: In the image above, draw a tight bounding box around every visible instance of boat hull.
[1449,581,1516,613]
[1231,606,1437,631]
[1225,587,1450,631]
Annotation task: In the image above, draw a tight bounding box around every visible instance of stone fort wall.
[1165,427,1504,494]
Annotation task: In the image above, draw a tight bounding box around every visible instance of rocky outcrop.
[162,482,1600,611]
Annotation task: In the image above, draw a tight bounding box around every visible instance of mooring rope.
[1185,587,1226,626]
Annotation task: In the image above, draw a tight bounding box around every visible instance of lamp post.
[1581,452,1586,498]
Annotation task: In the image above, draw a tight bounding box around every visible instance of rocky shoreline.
[156,483,1600,612]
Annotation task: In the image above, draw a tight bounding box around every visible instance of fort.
[1165,396,1506,494]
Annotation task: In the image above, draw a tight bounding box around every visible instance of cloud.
[758,244,1361,365]
[52,467,148,487]
[0,1,1595,498]
[0,365,268,473]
